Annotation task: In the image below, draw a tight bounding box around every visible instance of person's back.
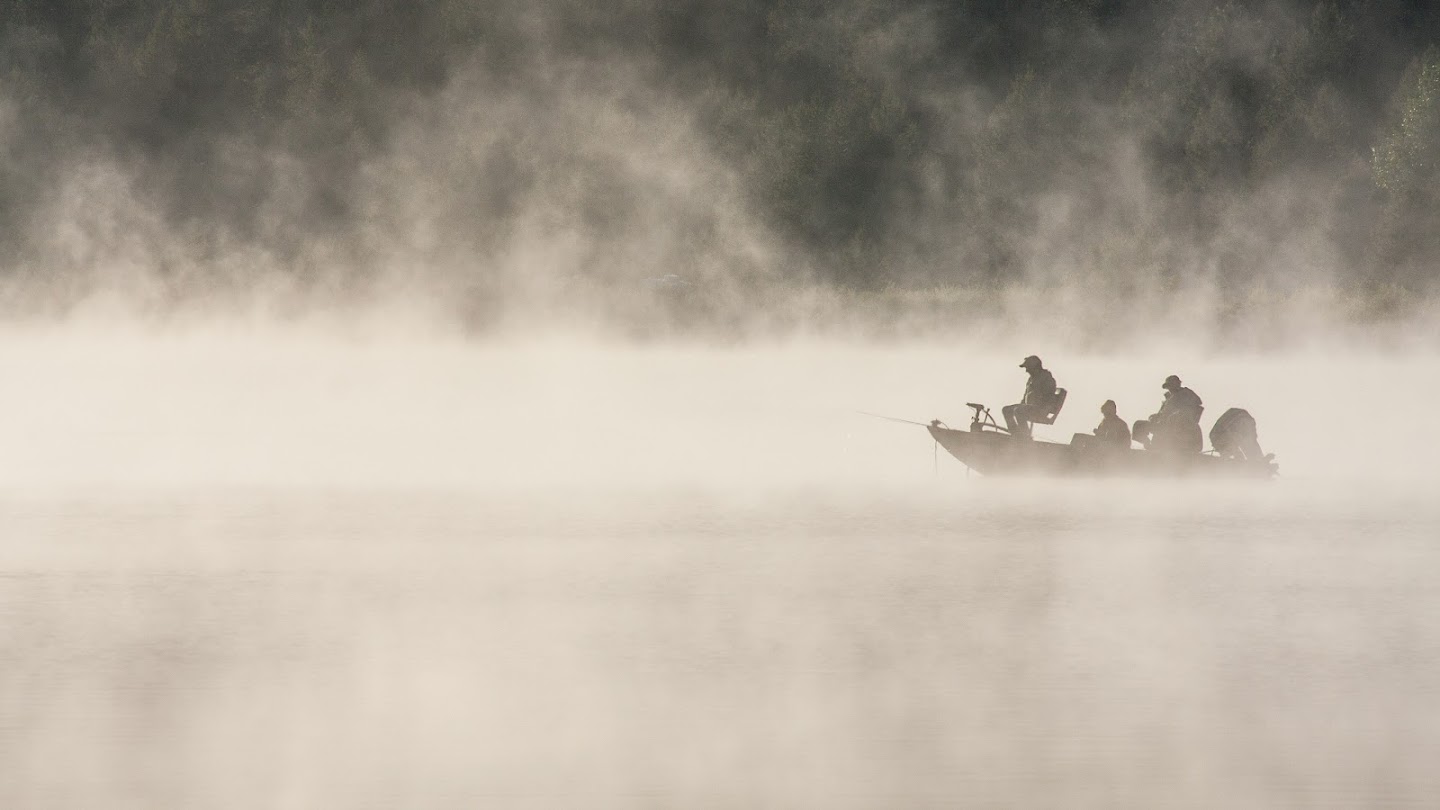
[1023,366,1057,409]
[1094,400,1130,449]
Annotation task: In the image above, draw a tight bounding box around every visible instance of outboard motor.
[1210,408,1265,462]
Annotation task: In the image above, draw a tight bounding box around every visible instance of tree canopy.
[1,0,1437,312]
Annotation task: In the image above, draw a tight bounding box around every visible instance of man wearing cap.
[1002,355,1058,438]
[1136,375,1204,453]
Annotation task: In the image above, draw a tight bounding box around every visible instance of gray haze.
[3,1,1440,807]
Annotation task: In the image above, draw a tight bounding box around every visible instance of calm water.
[3,482,1438,808]
[2,335,1438,807]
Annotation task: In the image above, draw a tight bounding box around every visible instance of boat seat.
[1030,388,1067,425]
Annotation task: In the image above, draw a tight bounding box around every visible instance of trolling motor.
[966,402,1002,433]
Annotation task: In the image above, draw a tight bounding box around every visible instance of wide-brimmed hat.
[1020,355,1042,368]
[1162,374,1182,390]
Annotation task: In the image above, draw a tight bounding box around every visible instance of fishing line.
[854,410,930,427]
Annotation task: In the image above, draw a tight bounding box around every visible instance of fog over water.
[3,326,1439,807]
[5,0,1440,805]
[1,326,1436,491]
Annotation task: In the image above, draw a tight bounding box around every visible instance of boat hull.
[926,423,1277,479]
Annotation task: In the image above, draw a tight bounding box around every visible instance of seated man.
[1002,355,1058,438]
[1134,375,1203,453]
[1094,400,1131,449]
[1210,407,1266,462]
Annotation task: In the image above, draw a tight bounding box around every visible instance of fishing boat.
[926,403,1278,479]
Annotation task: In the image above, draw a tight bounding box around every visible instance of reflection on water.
[3,484,1438,808]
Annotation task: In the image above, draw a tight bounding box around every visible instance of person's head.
[1020,355,1043,371]
[1101,399,1116,416]
[1162,374,1182,391]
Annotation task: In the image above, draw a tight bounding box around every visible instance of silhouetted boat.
[927,404,1278,479]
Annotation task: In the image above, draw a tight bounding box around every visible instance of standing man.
[1003,355,1058,439]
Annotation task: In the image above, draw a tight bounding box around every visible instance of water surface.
[2,335,1436,807]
